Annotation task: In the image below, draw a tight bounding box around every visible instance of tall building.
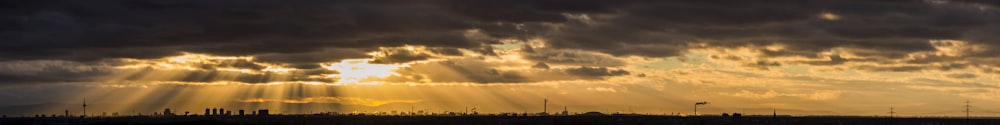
[562,106,569,116]
[212,108,218,116]
[258,109,269,116]
[771,109,780,125]
[204,108,210,116]
[163,108,174,116]
[239,110,245,116]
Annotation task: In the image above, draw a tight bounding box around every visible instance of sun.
[324,59,401,85]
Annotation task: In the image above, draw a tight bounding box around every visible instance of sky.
[2,0,1000,117]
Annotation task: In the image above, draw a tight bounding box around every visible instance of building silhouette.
[239,110,245,116]
[258,109,269,116]
[163,108,174,116]
[204,108,210,116]
[562,106,569,116]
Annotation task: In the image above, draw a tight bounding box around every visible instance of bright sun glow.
[325,59,401,85]
[167,53,251,63]
[819,12,840,20]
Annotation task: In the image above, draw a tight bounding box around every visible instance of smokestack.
[544,98,548,114]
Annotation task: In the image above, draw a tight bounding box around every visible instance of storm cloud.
[2,0,1000,84]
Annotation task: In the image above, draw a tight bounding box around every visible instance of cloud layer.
[1,0,999,90]
[9,0,1000,116]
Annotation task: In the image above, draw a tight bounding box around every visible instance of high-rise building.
[239,110,245,116]
[163,108,174,116]
[258,109,269,116]
[205,108,210,116]
[562,106,569,116]
[212,108,218,116]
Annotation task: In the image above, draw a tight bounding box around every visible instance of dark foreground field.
[4,115,1000,125]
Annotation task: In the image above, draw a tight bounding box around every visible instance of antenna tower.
[82,98,87,117]
[965,100,972,119]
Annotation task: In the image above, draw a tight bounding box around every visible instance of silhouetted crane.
[694,101,709,116]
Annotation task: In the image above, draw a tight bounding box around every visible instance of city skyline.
[2,0,1000,118]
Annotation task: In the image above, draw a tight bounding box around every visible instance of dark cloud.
[708,55,788,70]
[108,68,336,84]
[427,48,465,56]
[522,49,626,67]
[3,0,1000,84]
[744,61,783,70]
[532,62,550,69]
[710,55,746,61]
[253,48,369,69]
[855,63,970,72]
[387,58,532,83]
[944,73,978,79]
[950,0,1000,7]
[5,0,996,62]
[382,58,631,83]
[440,0,623,23]
[0,60,113,84]
[564,66,629,78]
[368,47,465,64]
[0,58,346,85]
[510,0,1000,69]
[797,55,882,66]
[369,51,431,64]
[1,0,489,62]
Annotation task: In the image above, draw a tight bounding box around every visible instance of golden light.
[114,53,296,75]
[262,66,294,73]
[166,52,252,64]
[324,59,402,85]
[819,12,840,20]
